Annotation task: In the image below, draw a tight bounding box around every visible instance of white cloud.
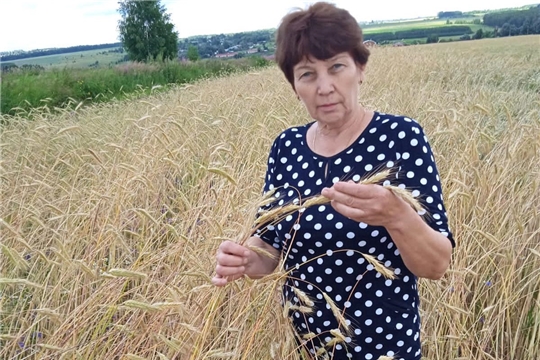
[1,0,119,51]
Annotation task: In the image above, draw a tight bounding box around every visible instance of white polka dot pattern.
[255,112,453,360]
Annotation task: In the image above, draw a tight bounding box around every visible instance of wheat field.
[1,35,539,360]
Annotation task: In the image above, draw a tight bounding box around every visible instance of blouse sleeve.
[392,118,455,247]
[253,135,283,251]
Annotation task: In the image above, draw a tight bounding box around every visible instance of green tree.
[472,29,484,39]
[117,0,178,62]
[187,45,200,61]
[426,34,439,43]
[499,23,511,36]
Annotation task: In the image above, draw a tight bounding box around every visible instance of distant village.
[213,45,260,58]
[176,30,276,60]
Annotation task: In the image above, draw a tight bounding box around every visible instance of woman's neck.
[317,108,364,138]
[315,105,367,138]
[310,106,371,157]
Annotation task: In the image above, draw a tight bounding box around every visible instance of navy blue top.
[255,111,454,360]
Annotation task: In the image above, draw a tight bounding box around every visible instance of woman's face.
[293,52,365,125]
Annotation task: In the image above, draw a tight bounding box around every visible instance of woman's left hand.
[321,181,409,229]
[323,180,453,280]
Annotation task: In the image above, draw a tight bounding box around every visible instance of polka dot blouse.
[255,112,455,360]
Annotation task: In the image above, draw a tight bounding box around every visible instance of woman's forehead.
[294,52,351,69]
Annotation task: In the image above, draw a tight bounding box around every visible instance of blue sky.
[0,0,533,52]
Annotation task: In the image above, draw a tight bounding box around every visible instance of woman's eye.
[332,63,344,70]
[300,72,312,79]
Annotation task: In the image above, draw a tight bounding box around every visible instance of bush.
[1,63,19,73]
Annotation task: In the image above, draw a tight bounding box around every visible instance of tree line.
[437,11,469,19]
[484,5,540,36]
[364,26,473,43]
[1,43,122,62]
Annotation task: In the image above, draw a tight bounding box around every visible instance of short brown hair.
[275,2,370,90]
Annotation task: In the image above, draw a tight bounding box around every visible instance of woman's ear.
[357,63,366,84]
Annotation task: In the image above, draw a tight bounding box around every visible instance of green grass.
[1,57,271,117]
[7,48,126,70]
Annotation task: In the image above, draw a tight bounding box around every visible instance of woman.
[212,2,454,359]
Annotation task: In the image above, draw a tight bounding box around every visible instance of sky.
[0,0,533,52]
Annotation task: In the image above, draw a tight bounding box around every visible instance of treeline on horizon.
[483,5,540,35]
[364,26,474,43]
[367,6,540,43]
[437,11,471,18]
[2,4,539,64]
[1,43,123,62]
[1,30,275,63]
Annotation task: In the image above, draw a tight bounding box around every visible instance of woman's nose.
[317,74,334,95]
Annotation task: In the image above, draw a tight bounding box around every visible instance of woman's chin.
[314,112,346,125]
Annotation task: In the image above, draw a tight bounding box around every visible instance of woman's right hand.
[211,237,280,286]
[212,240,252,286]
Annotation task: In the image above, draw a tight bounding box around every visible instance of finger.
[323,187,364,209]
[216,252,247,267]
[332,182,375,199]
[220,240,250,257]
[321,186,336,200]
[211,275,228,287]
[330,200,366,221]
[212,273,244,286]
[215,264,245,277]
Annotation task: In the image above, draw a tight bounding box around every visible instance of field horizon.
[5,2,536,69]
[1,35,539,360]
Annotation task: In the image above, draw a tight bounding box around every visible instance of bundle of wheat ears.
[239,169,428,278]
[242,168,424,262]
[253,168,423,231]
